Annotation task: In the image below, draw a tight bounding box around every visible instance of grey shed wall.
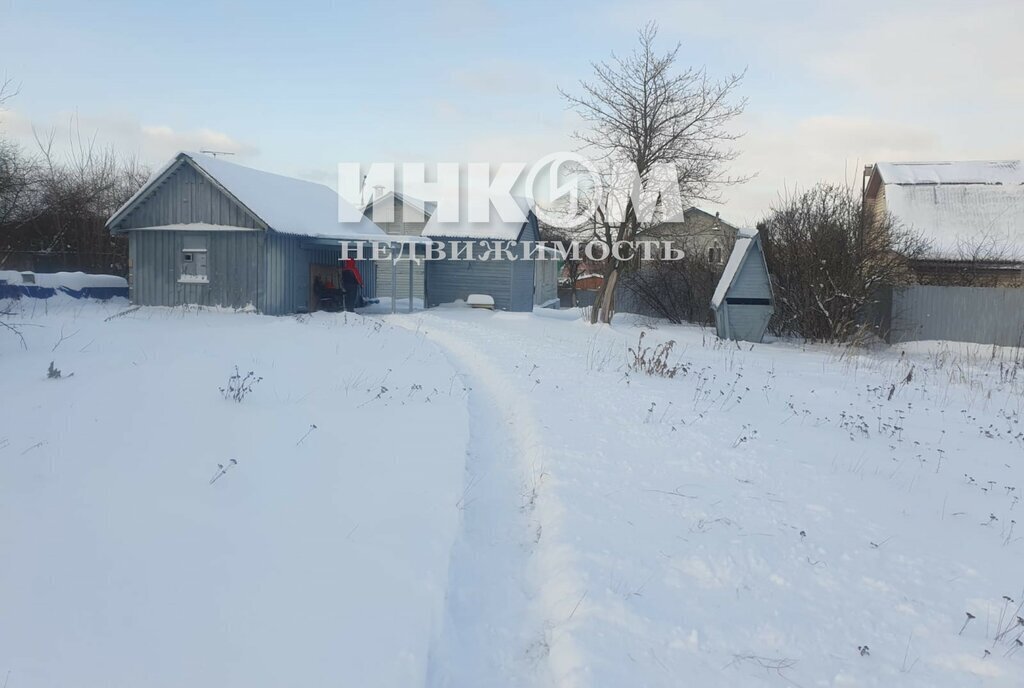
[128,229,265,310]
[116,160,263,230]
[424,218,539,312]
[715,240,773,342]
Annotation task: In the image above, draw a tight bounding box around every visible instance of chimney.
[373,185,386,200]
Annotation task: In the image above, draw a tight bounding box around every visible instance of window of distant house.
[180,235,209,283]
[708,243,723,264]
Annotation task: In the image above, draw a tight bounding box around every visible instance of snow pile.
[0,301,468,687]
[406,309,1024,687]
[4,301,1024,687]
[0,270,126,289]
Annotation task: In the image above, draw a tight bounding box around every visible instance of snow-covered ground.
[3,298,1024,687]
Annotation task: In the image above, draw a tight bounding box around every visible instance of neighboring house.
[421,198,556,311]
[363,190,434,304]
[711,228,774,343]
[106,152,384,314]
[571,273,605,291]
[864,161,1024,286]
[644,206,739,266]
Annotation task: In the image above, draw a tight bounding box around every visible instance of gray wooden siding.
[509,246,536,311]
[117,160,262,230]
[715,240,773,342]
[887,285,1024,346]
[371,197,427,302]
[377,259,425,302]
[730,244,771,298]
[425,244,514,309]
[718,303,772,342]
[128,229,264,309]
[424,227,543,312]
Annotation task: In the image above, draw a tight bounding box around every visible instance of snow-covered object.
[0,270,126,289]
[422,196,533,240]
[711,229,773,342]
[874,161,1024,259]
[0,270,128,300]
[710,227,757,309]
[466,293,495,309]
[109,152,385,241]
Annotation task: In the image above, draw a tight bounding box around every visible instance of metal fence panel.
[890,285,1024,347]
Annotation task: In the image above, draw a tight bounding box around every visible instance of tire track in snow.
[397,316,584,688]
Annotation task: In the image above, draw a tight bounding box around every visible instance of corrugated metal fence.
[886,285,1024,347]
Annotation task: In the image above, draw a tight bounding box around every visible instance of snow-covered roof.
[422,196,534,240]
[876,161,1024,186]
[711,229,760,309]
[108,152,385,240]
[874,161,1024,259]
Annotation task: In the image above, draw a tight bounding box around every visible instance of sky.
[1,0,1022,226]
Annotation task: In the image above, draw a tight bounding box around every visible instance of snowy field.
[2,298,1024,687]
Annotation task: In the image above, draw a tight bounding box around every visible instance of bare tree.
[759,183,927,342]
[1,119,148,274]
[560,22,746,323]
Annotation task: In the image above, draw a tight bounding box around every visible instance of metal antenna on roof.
[200,150,235,157]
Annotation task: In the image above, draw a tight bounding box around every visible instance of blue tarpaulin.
[0,272,128,301]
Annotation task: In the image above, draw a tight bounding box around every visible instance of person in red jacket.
[342,258,363,286]
[341,258,364,310]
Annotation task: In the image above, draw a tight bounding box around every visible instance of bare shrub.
[628,331,685,378]
[759,183,926,342]
[220,366,262,403]
[618,252,725,325]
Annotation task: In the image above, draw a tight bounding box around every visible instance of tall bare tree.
[560,22,746,323]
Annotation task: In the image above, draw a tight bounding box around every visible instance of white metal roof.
[874,161,1024,259]
[876,161,1024,186]
[108,152,385,240]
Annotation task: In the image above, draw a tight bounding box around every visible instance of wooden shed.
[421,198,555,312]
[711,229,774,342]
[106,152,385,314]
